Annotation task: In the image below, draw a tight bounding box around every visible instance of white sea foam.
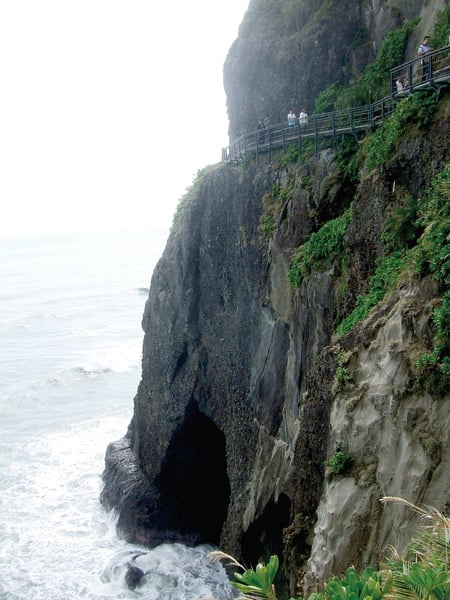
[0,417,234,599]
[0,232,234,600]
[80,338,142,373]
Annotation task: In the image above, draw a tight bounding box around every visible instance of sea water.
[0,231,235,600]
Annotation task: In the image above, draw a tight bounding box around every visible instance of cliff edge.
[101,1,450,595]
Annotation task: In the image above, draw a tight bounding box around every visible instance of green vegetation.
[277,144,300,169]
[314,18,419,113]
[209,552,279,600]
[314,83,342,114]
[308,567,391,600]
[382,497,450,600]
[172,165,216,226]
[271,10,448,392]
[326,451,352,476]
[334,350,351,388]
[413,164,450,389]
[331,164,450,390]
[334,137,360,184]
[259,173,296,241]
[336,251,407,337]
[363,92,438,171]
[260,215,276,238]
[333,164,449,384]
[209,499,449,600]
[355,18,419,103]
[288,208,352,288]
[431,4,450,50]
[382,195,420,250]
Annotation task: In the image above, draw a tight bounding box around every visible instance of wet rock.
[125,563,144,590]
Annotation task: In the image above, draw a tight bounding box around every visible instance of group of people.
[256,35,444,140]
[256,107,309,143]
[287,107,309,128]
[395,35,438,93]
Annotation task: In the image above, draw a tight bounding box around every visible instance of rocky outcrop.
[305,278,450,589]
[101,2,450,596]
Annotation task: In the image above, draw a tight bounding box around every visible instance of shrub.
[314,83,342,114]
[315,18,419,113]
[289,208,352,288]
[336,251,407,336]
[334,350,351,388]
[414,165,450,388]
[207,499,449,600]
[382,497,450,600]
[208,552,279,600]
[326,451,352,476]
[277,144,300,169]
[363,92,438,170]
[382,195,421,250]
[322,567,391,600]
[431,4,450,49]
[172,165,215,226]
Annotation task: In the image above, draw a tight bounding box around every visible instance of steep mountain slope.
[101,1,450,596]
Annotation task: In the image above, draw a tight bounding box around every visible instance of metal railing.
[390,44,450,97]
[223,96,394,163]
[222,46,450,164]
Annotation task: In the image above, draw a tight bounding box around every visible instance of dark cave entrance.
[155,400,230,545]
[241,493,291,566]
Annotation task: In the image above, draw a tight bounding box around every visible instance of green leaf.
[266,555,280,584]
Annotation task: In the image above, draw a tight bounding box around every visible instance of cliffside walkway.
[222,45,450,164]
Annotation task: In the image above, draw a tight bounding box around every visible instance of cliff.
[101,1,450,596]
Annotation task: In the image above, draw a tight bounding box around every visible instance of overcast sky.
[0,1,249,239]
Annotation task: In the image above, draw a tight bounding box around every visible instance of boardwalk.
[222,45,450,164]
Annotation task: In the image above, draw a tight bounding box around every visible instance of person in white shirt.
[287,110,296,126]
[418,35,433,82]
[395,76,408,92]
[299,107,308,129]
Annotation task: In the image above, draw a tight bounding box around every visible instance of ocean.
[0,230,235,600]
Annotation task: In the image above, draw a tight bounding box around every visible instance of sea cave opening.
[241,493,291,567]
[155,399,230,545]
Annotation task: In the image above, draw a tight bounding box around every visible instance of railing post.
[407,63,413,94]
[314,115,318,157]
[268,126,272,164]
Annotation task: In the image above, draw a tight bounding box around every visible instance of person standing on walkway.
[418,35,433,82]
[299,107,308,129]
[287,110,297,126]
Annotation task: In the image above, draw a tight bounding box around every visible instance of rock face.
[101,165,269,550]
[101,1,450,595]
